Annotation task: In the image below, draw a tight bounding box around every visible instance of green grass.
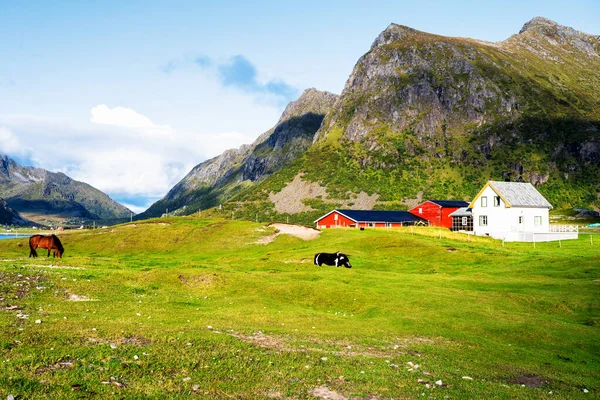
[1,217,599,398]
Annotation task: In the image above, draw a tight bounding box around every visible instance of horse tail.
[29,235,38,258]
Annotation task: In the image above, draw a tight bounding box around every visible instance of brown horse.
[29,234,64,258]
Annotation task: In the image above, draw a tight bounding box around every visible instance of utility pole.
[130,212,133,223]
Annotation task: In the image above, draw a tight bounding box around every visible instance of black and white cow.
[313,252,352,268]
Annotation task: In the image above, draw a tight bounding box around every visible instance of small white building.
[469,181,578,242]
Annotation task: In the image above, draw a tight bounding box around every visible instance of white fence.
[549,225,579,233]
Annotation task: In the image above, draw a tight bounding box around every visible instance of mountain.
[0,155,132,224]
[138,88,338,219]
[0,197,31,226]
[144,17,600,223]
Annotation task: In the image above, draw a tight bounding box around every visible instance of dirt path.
[256,223,320,244]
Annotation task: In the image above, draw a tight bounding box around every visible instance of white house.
[469,181,578,242]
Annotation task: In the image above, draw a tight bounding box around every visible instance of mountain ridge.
[137,88,338,219]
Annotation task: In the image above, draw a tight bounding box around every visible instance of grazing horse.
[314,252,352,268]
[29,234,64,258]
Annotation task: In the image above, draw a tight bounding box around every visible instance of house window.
[462,217,467,226]
[368,223,374,228]
[481,197,487,207]
[534,216,542,226]
[494,196,500,207]
[479,215,488,226]
[518,216,523,224]
[418,208,423,214]
[334,214,338,221]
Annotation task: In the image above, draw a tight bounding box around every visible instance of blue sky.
[0,0,598,212]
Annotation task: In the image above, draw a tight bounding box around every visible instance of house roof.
[315,209,426,223]
[468,181,553,209]
[428,200,470,208]
[449,207,472,217]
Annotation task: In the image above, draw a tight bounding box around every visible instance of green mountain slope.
[0,155,131,224]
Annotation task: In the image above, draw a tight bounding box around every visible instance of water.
[0,234,30,240]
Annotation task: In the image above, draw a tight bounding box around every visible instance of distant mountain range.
[0,155,131,225]
[139,17,598,224]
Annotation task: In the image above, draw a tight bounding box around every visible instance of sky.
[0,0,598,213]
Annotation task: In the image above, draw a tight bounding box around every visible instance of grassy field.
[0,217,598,399]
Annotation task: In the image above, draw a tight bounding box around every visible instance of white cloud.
[91,104,164,129]
[0,126,30,157]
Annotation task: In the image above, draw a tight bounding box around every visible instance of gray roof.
[449,207,472,217]
[489,181,553,209]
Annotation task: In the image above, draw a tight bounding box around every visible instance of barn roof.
[330,209,426,223]
[449,207,472,217]
[469,181,553,209]
[428,200,470,208]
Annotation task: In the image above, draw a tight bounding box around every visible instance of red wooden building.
[408,200,469,228]
[315,209,426,229]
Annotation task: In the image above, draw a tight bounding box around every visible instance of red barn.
[315,209,426,229]
[408,200,469,228]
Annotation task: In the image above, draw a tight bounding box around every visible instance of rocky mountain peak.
[278,88,338,123]
[519,17,561,34]
[371,23,421,49]
[515,17,599,55]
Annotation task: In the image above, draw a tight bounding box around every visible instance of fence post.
[591,235,594,246]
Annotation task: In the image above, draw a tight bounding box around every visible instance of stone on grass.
[35,319,41,324]
[436,380,443,386]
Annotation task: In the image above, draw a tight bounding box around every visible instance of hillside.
[0,155,132,224]
[141,17,599,224]
[0,218,598,397]
[0,197,31,226]
[138,88,338,219]
[225,17,600,224]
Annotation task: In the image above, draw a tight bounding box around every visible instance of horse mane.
[52,234,64,253]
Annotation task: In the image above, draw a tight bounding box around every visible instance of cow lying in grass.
[313,252,352,268]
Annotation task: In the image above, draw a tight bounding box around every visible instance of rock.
[35,319,41,324]
[574,209,600,219]
[436,380,443,386]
